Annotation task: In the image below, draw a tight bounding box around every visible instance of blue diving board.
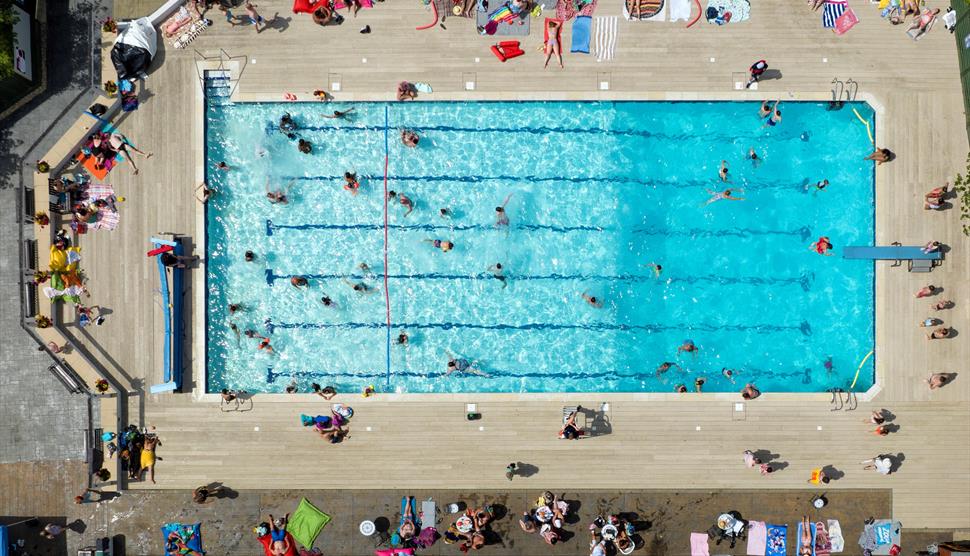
[149,236,184,394]
[843,246,943,261]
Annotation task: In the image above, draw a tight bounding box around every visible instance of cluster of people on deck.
[104,424,161,484]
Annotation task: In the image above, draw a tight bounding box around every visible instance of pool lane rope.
[852,108,874,146]
[849,349,873,391]
[383,105,392,388]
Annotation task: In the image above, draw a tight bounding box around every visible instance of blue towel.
[571,16,591,53]
[797,521,817,556]
[162,522,204,555]
[822,1,846,28]
[766,524,787,556]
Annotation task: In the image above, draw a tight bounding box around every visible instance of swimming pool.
[204,98,875,394]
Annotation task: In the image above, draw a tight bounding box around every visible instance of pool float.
[416,0,438,30]
[849,349,873,390]
[490,40,525,62]
[852,108,874,146]
[686,0,701,26]
[257,532,298,556]
[147,245,174,257]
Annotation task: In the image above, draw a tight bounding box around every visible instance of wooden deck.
[62,0,970,530]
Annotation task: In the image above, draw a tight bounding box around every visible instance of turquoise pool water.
[204,97,875,394]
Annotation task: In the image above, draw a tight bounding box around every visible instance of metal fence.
[952,0,970,139]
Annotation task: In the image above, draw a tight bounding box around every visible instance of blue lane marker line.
[263,269,814,291]
[263,121,808,143]
[264,365,817,384]
[270,320,813,336]
[265,219,811,240]
[279,174,811,192]
[383,104,391,389]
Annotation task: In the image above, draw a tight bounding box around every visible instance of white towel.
[669,0,692,21]
[593,16,618,61]
[827,519,844,553]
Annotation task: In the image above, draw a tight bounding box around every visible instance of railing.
[951,0,970,139]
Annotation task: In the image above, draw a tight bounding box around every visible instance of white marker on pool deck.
[822,57,828,63]
[710,57,716,63]
[475,57,480,63]
[251,58,256,64]
[254,426,260,432]
[362,58,367,64]
[695,426,702,431]
[817,425,823,431]
[331,82,341,92]
[479,426,485,431]
[366,426,372,432]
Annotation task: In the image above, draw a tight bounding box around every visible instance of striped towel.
[87,183,120,231]
[822,1,846,28]
[593,16,617,61]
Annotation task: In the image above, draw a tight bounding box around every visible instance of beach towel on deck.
[571,16,591,52]
[76,151,123,181]
[822,1,846,28]
[690,532,710,556]
[834,7,858,34]
[668,0,691,21]
[705,0,750,23]
[827,520,844,553]
[87,183,120,231]
[815,521,833,556]
[746,521,767,556]
[766,524,787,556]
[161,522,204,556]
[593,16,617,61]
[556,0,598,21]
[334,0,372,8]
[258,532,299,556]
[624,0,665,20]
[797,521,817,556]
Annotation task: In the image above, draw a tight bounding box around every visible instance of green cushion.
[287,498,331,549]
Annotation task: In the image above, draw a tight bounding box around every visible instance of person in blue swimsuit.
[446,352,489,377]
[267,513,290,555]
[763,101,781,128]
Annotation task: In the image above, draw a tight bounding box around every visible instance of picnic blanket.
[746,521,767,556]
[822,1,846,28]
[556,0,598,21]
[766,524,787,556]
[705,0,749,23]
[86,183,121,231]
[593,16,617,60]
[162,522,203,556]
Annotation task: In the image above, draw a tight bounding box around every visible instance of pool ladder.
[829,78,858,108]
[204,71,232,106]
[828,388,858,411]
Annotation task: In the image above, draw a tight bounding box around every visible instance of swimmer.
[581,291,604,308]
[495,193,512,228]
[244,329,258,338]
[401,129,420,147]
[195,182,214,204]
[320,294,335,307]
[446,352,489,377]
[810,236,833,256]
[423,239,454,252]
[216,161,230,171]
[343,278,376,294]
[747,147,761,168]
[758,101,772,118]
[675,384,688,393]
[291,276,309,288]
[388,190,414,217]
[439,208,451,219]
[229,322,241,345]
[721,367,736,383]
[864,148,893,165]
[298,139,312,154]
[228,303,242,314]
[343,172,360,195]
[357,263,376,279]
[694,377,705,392]
[643,262,662,277]
[321,107,355,120]
[823,356,834,375]
[704,188,745,205]
[812,179,829,191]
[257,335,274,354]
[763,101,781,128]
[396,332,409,346]
[245,250,255,262]
[718,160,730,182]
[311,383,337,399]
[266,177,293,204]
[278,112,297,134]
[487,263,507,288]
[677,339,698,355]
[741,383,761,400]
[656,361,681,377]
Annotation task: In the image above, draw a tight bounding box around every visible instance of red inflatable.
[490,40,525,62]
[257,533,299,556]
[146,245,174,257]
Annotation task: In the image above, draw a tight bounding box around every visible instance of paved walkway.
[68,488,893,555]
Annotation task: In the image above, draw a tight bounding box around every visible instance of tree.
[953,152,970,236]
[0,1,21,80]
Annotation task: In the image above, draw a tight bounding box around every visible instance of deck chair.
[908,259,935,272]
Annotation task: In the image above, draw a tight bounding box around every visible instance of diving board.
[150,236,185,393]
[843,246,942,260]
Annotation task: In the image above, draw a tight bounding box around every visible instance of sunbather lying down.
[908,7,939,37]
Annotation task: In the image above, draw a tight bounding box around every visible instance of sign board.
[11,5,32,81]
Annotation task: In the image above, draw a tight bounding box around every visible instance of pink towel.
[691,532,710,556]
[747,521,768,555]
[333,0,372,9]
[86,184,120,231]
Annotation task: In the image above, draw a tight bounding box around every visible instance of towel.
[815,521,833,556]
[746,521,767,555]
[822,1,846,28]
[691,532,710,556]
[414,82,433,93]
[571,15,591,52]
[668,0,691,21]
[556,0,598,21]
[625,0,666,20]
[420,500,436,528]
[797,521,817,556]
[834,6,858,34]
[827,520,844,553]
[766,524,787,556]
[705,0,750,23]
[593,16,617,61]
[86,183,120,231]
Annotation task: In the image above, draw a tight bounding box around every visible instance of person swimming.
[446,354,489,377]
[298,139,312,154]
[321,294,335,307]
[343,172,360,195]
[291,276,308,288]
[747,147,761,168]
[279,113,297,134]
[678,339,698,355]
[388,191,414,217]
[656,361,680,376]
[488,263,507,288]
[705,188,745,205]
[343,278,376,294]
[322,107,355,120]
[424,239,453,252]
[718,160,729,182]
[581,291,604,308]
[721,367,736,383]
[244,250,255,262]
[495,193,512,228]
[397,332,409,346]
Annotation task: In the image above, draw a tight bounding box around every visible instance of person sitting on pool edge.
[560,408,582,439]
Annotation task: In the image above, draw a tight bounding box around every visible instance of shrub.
[953,152,970,235]
[0,3,20,80]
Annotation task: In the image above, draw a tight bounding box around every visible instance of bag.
[89,103,108,116]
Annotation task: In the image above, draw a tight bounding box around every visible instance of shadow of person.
[821,465,845,481]
[515,462,539,477]
[752,449,778,463]
[67,519,87,533]
[760,69,783,82]
[771,461,790,472]
[890,453,905,473]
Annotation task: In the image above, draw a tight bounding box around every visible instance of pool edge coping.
[191,74,883,402]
